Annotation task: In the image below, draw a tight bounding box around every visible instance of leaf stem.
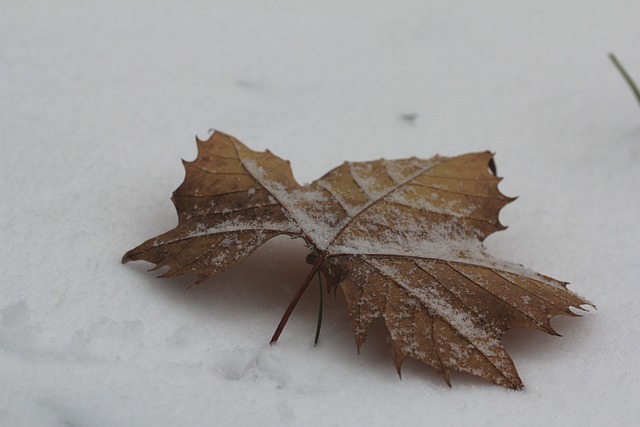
[609,53,640,110]
[270,253,327,344]
[314,272,324,346]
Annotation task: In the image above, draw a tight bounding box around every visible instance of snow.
[2,1,639,426]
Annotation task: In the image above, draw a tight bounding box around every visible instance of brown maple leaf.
[123,131,589,389]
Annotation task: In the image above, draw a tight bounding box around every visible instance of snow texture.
[1,1,639,426]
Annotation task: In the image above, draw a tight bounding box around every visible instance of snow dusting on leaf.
[123,131,590,389]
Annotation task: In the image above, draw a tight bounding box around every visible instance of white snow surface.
[1,1,639,426]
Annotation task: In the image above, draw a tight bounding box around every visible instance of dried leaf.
[123,131,589,389]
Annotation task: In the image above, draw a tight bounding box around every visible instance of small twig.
[314,272,324,346]
[270,253,327,344]
[609,53,640,110]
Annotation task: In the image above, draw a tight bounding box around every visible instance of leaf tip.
[122,247,142,264]
[395,362,403,379]
[355,333,366,354]
[548,326,562,337]
[443,372,452,387]
[510,382,525,391]
[390,345,405,378]
[488,156,498,176]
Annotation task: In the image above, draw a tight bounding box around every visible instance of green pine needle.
[314,272,324,346]
[609,53,640,110]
